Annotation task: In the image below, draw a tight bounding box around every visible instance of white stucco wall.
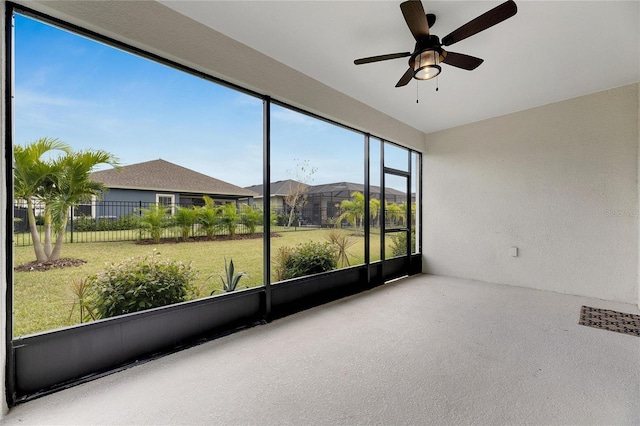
[424,83,640,304]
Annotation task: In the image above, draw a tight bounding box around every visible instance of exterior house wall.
[97,189,179,218]
[102,189,161,204]
[423,83,639,304]
[269,196,285,210]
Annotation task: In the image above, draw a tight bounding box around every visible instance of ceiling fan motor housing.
[409,35,444,68]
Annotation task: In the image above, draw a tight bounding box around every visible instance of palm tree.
[217,203,240,237]
[175,206,198,240]
[140,203,170,243]
[14,138,70,262]
[338,191,366,232]
[399,201,417,226]
[14,139,119,261]
[369,198,381,228]
[239,204,263,234]
[46,149,119,260]
[385,202,403,227]
[196,196,220,238]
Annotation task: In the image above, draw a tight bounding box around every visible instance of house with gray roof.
[246,179,411,226]
[86,159,256,218]
[244,179,308,211]
[305,182,410,225]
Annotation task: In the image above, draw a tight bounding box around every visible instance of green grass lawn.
[13,228,390,337]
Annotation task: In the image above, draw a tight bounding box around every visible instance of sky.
[14,13,414,191]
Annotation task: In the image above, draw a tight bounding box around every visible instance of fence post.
[70,206,74,243]
[139,201,143,241]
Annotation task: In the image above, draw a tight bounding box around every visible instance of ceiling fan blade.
[354,52,412,65]
[441,51,484,70]
[395,68,414,87]
[400,0,430,41]
[441,0,517,46]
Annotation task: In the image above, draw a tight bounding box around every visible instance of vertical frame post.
[262,96,271,321]
[364,134,370,284]
[4,3,15,407]
[380,140,385,283]
[406,149,412,263]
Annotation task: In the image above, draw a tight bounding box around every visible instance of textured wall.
[424,83,640,304]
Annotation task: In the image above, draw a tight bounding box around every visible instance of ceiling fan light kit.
[353,0,518,88]
[412,49,440,80]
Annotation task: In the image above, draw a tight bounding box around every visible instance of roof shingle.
[91,159,257,197]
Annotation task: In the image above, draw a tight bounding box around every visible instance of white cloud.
[16,89,99,109]
[271,108,322,127]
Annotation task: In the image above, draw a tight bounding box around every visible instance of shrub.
[282,241,337,280]
[274,212,288,227]
[89,251,198,318]
[272,245,294,282]
[390,230,416,257]
[72,214,139,232]
[240,205,262,234]
[273,211,299,227]
[71,216,96,232]
[117,214,141,230]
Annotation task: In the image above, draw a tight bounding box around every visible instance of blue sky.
[15,14,411,190]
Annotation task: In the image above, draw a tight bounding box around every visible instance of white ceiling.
[160,1,640,135]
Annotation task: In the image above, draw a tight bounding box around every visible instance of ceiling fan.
[354,0,518,87]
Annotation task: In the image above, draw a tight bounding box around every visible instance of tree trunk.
[43,209,53,259]
[50,214,68,261]
[26,199,47,262]
[287,205,296,228]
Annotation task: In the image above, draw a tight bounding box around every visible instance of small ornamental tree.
[284,159,316,227]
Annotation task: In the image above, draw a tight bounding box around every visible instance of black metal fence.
[13,200,407,247]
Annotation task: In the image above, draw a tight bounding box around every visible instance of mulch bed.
[14,258,87,272]
[136,232,281,245]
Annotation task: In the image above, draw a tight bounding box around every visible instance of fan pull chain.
[416,80,419,104]
[436,76,439,92]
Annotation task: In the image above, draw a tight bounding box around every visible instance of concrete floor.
[3,275,640,425]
